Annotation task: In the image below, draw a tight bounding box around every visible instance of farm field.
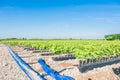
[3,40,120,60]
[1,0,120,80]
[0,40,120,80]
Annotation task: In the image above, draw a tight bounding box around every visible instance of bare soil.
[1,44,120,80]
[0,44,29,80]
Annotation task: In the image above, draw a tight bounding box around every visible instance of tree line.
[105,33,120,40]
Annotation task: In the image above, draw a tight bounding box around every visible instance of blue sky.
[0,0,120,39]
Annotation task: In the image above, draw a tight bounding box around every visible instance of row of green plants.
[3,40,120,60]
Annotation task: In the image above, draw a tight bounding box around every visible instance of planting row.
[2,40,120,60]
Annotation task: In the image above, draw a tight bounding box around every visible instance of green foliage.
[2,40,120,59]
[105,33,120,40]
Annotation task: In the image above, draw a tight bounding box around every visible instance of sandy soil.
[0,44,29,80]
[1,44,120,80]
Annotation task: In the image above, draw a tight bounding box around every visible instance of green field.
[2,40,120,60]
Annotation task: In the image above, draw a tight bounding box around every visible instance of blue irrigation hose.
[38,58,74,80]
[6,45,46,80]
[7,46,33,80]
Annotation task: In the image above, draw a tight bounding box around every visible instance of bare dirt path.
[0,44,29,80]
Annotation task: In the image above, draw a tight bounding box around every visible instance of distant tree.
[105,34,120,40]
[7,38,18,40]
[22,38,27,40]
[68,38,73,40]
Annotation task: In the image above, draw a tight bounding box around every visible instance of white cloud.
[95,16,120,24]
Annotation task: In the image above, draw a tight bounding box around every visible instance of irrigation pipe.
[6,45,45,80]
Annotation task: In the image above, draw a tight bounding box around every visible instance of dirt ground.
[1,44,120,80]
[0,44,29,80]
